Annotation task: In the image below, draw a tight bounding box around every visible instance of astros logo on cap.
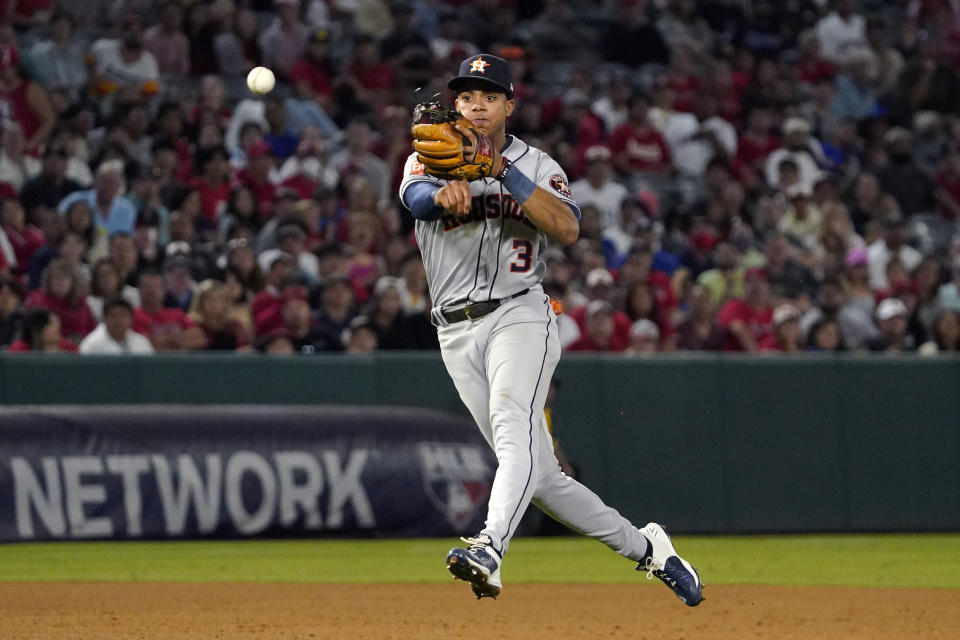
[470,57,489,74]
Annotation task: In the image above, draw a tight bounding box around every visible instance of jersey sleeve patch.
[549,174,572,198]
[410,161,425,176]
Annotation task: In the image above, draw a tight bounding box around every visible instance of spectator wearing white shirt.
[88,13,160,101]
[570,146,628,230]
[0,121,40,191]
[79,295,154,354]
[662,93,736,178]
[592,74,631,134]
[778,183,823,253]
[764,118,824,193]
[331,119,391,202]
[867,215,922,291]
[815,0,867,65]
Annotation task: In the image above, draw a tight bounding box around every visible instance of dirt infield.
[2,582,958,639]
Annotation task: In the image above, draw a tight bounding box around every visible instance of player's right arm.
[432,181,471,215]
[400,153,471,219]
[402,181,445,220]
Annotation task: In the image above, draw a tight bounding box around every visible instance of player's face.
[455,90,514,137]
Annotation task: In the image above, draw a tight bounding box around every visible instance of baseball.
[246,66,275,95]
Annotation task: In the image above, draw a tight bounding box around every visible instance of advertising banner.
[0,406,496,542]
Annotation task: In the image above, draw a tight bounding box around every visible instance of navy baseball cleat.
[446,534,502,599]
[637,522,704,607]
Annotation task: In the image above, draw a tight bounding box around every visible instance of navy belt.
[439,289,530,324]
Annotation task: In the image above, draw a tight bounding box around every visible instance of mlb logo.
[418,443,492,532]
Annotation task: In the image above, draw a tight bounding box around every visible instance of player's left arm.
[455,124,579,245]
[510,184,580,246]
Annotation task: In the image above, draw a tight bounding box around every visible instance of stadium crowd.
[2,0,960,355]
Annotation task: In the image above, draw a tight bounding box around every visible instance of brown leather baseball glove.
[411,101,496,182]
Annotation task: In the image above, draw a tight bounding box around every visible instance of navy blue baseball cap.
[448,54,514,99]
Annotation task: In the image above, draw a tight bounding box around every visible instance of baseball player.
[399,54,703,606]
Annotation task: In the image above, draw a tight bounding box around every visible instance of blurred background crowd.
[2,0,960,356]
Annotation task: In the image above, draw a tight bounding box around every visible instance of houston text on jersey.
[440,193,537,232]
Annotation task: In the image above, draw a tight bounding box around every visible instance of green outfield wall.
[2,353,958,534]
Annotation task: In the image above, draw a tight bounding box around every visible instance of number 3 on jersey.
[510,239,533,273]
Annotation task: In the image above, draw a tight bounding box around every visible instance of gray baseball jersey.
[399,135,580,307]
[400,132,666,589]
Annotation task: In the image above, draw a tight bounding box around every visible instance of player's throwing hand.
[433,180,472,215]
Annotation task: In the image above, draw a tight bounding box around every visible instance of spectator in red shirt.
[0,43,56,153]
[132,268,206,351]
[344,211,382,301]
[548,88,604,173]
[610,92,672,178]
[616,243,678,313]
[289,28,335,112]
[736,106,780,174]
[797,30,834,84]
[567,300,629,352]
[190,145,232,228]
[286,35,341,140]
[251,252,296,334]
[24,257,96,344]
[0,198,44,277]
[347,35,394,110]
[236,141,277,218]
[713,60,743,125]
[6,306,77,352]
[663,46,700,113]
[717,267,775,352]
[568,267,632,345]
[625,279,676,350]
[278,138,337,200]
[191,75,232,129]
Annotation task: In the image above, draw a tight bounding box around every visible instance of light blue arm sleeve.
[57,191,85,214]
[402,181,445,221]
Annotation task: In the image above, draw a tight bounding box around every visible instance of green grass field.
[1,534,958,589]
